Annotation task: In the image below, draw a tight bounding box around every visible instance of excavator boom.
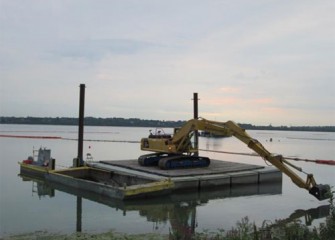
[139,118,330,200]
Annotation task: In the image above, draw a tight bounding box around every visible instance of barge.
[19,148,282,200]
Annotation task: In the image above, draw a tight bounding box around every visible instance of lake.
[0,124,334,238]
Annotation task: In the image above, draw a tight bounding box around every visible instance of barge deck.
[20,159,282,200]
[88,159,282,191]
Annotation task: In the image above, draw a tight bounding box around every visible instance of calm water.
[0,124,334,238]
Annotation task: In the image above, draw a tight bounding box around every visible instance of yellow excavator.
[138,118,330,201]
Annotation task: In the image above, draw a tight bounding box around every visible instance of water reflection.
[19,171,333,240]
[268,204,330,227]
[20,175,55,198]
[18,173,332,238]
[76,197,82,232]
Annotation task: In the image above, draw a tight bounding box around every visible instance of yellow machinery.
[139,118,330,200]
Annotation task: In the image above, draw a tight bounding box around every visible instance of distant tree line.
[0,116,334,132]
[0,116,185,128]
[238,123,335,132]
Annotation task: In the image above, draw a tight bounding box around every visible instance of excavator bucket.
[309,184,331,201]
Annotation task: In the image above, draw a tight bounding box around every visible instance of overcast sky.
[1,0,334,126]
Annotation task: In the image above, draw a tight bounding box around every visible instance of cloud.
[0,0,334,125]
[219,87,241,94]
[51,39,162,61]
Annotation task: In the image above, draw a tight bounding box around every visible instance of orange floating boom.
[315,160,335,165]
[200,149,335,166]
[284,157,335,166]
[0,134,61,139]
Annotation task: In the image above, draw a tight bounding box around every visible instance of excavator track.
[139,153,210,170]
[158,155,210,170]
[138,153,169,166]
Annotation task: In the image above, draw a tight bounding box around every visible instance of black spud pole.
[193,92,199,156]
[77,84,85,166]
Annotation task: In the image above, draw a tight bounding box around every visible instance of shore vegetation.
[1,116,334,132]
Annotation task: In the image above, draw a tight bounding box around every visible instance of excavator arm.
[184,118,330,200]
[140,118,330,200]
